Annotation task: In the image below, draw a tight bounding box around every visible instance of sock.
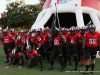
[91,64,94,70]
[86,65,89,71]
[51,61,54,67]
[81,58,84,65]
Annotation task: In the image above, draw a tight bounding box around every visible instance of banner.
[1,13,6,18]
[57,0,81,5]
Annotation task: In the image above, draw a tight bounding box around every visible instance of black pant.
[66,45,78,67]
[85,46,97,59]
[50,46,63,67]
[4,44,11,55]
[10,42,15,50]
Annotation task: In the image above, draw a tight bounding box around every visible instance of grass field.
[0,45,100,75]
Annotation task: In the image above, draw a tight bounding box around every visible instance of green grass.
[0,45,100,75]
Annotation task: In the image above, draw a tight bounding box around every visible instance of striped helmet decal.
[12,49,16,54]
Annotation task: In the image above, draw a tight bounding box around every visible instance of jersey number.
[54,40,59,45]
[89,39,96,44]
[71,38,74,43]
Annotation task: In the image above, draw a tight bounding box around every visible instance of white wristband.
[37,48,39,50]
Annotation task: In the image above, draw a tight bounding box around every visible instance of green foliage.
[0,1,43,28]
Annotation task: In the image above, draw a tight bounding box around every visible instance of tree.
[0,1,43,29]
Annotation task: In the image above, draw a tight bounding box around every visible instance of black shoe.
[69,62,72,66]
[75,67,78,71]
[83,71,89,74]
[40,67,43,71]
[90,70,94,74]
[5,60,9,63]
[28,66,31,69]
[48,66,54,70]
[79,64,84,67]
[48,61,51,64]
[63,64,66,69]
[61,67,63,72]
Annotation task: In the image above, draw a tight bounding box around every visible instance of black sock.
[61,62,63,67]
[86,65,89,71]
[91,64,94,70]
[51,61,54,67]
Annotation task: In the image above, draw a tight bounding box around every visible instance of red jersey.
[37,33,42,38]
[79,33,84,44]
[27,33,31,41]
[53,35,62,46]
[1,35,4,45]
[66,32,70,36]
[61,34,68,43]
[26,50,39,58]
[68,33,79,44]
[41,33,48,42]
[84,32,100,47]
[15,40,24,48]
[19,34,27,43]
[2,34,11,44]
[46,31,50,37]
[10,32,18,42]
[31,37,44,46]
[9,52,21,58]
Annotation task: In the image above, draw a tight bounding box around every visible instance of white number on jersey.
[89,39,96,44]
[71,38,74,43]
[54,40,59,45]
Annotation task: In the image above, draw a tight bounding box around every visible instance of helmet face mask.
[32,33,37,40]
[3,32,7,36]
[17,36,22,43]
[70,30,75,35]
[81,29,85,35]
[3,29,7,36]
[89,28,95,33]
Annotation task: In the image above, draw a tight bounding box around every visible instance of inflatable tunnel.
[31,0,100,32]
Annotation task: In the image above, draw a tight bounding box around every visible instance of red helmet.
[46,26,49,30]
[10,28,15,32]
[70,27,75,31]
[75,27,80,30]
[29,29,33,33]
[89,24,96,29]
[31,33,37,38]
[37,28,41,32]
[80,26,86,30]
[11,49,16,55]
[61,27,65,31]
[3,29,7,32]
[20,29,24,33]
[17,36,22,41]
[26,45,31,50]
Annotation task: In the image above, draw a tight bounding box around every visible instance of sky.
[0,0,40,14]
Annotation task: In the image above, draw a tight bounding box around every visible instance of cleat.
[61,67,63,72]
[6,66,10,68]
[83,71,89,74]
[90,70,94,74]
[18,66,22,69]
[40,67,43,71]
[48,66,54,70]
[75,67,78,71]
